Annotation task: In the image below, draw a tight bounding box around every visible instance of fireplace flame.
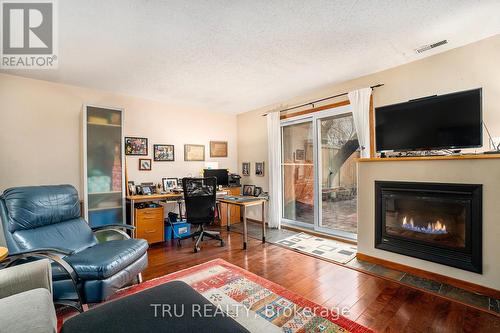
[401,216,448,234]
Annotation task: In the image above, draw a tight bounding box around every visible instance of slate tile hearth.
[367,263,406,281]
[355,258,499,314]
[344,257,376,271]
[439,284,491,309]
[400,274,442,293]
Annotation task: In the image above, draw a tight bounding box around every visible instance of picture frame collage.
[241,161,265,177]
[241,161,265,197]
[125,138,228,171]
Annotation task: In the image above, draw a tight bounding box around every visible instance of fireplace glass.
[384,194,466,249]
[375,181,482,273]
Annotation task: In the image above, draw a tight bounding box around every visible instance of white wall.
[0,73,238,195]
[358,159,500,290]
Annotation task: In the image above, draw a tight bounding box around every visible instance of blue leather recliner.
[0,185,149,309]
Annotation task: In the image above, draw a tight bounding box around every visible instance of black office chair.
[179,177,224,252]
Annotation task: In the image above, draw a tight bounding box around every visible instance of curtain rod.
[262,83,384,116]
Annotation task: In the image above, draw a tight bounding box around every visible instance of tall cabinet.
[83,105,125,227]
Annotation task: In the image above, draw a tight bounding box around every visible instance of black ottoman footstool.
[61,281,249,333]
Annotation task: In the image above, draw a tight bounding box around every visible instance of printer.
[228,173,241,187]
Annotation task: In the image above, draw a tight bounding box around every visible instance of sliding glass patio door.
[281,118,315,227]
[281,105,359,239]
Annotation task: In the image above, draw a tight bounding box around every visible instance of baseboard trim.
[356,252,500,299]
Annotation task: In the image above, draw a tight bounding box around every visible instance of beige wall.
[236,109,269,219]
[358,159,500,290]
[237,34,500,174]
[0,73,238,195]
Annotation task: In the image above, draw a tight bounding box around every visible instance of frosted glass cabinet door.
[83,105,125,227]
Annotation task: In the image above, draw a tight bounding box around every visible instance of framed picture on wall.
[255,162,264,177]
[139,158,152,171]
[210,141,228,157]
[184,144,205,161]
[125,137,148,155]
[242,162,250,176]
[154,144,175,161]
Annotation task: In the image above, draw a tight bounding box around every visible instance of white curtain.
[267,111,282,229]
[348,88,373,158]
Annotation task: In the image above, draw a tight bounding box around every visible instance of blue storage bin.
[89,208,120,228]
[165,220,190,240]
[173,221,190,239]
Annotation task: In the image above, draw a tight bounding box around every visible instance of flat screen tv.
[375,88,482,152]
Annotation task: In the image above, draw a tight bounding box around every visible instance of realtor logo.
[1,0,58,68]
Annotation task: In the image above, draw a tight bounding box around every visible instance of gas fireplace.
[375,181,482,273]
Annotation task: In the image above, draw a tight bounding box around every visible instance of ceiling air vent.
[415,40,448,54]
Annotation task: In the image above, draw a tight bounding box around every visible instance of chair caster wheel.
[220,240,225,247]
[194,247,200,253]
[177,240,182,247]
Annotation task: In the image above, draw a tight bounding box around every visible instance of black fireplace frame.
[375,181,482,273]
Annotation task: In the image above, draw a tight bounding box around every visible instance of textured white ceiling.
[3,0,500,114]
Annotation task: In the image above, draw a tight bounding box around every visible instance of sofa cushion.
[65,239,148,280]
[3,185,80,232]
[0,288,57,333]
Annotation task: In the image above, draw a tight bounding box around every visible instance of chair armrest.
[0,259,52,299]
[91,224,135,232]
[5,249,84,312]
[92,224,134,241]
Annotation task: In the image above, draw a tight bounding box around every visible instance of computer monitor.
[203,169,229,186]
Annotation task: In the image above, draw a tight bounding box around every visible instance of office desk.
[126,191,229,238]
[126,193,183,238]
[217,197,267,250]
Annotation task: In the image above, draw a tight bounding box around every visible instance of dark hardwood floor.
[143,231,499,333]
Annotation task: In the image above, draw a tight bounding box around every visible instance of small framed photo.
[127,181,135,196]
[254,186,263,197]
[139,158,152,171]
[243,184,255,196]
[242,162,250,176]
[162,178,178,191]
[255,162,264,177]
[141,185,152,195]
[125,137,148,155]
[154,144,175,161]
[210,141,228,157]
[184,144,205,161]
[295,149,305,161]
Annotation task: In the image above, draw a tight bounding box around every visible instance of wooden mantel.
[357,153,500,162]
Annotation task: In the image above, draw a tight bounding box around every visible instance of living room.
[0,1,499,332]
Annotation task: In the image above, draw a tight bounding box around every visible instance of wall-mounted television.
[375,88,482,152]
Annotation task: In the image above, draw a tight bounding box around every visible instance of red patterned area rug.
[105,258,373,333]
